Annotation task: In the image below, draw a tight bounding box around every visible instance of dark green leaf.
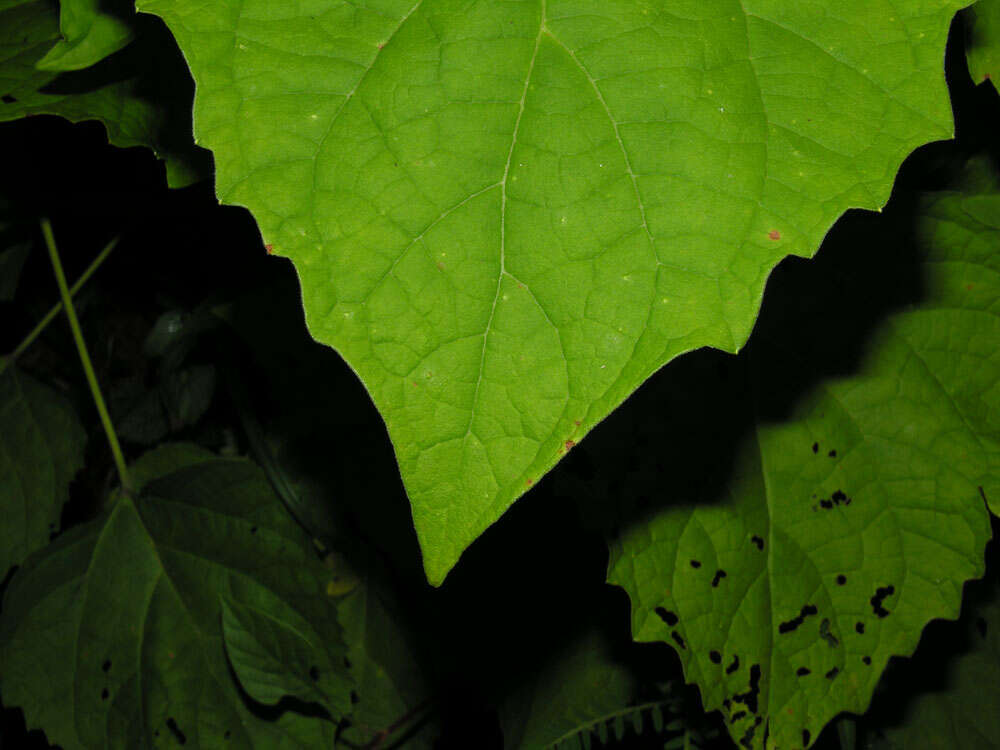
[0,363,86,577]
[499,630,636,750]
[596,164,1000,747]
[0,0,209,187]
[335,544,436,749]
[862,570,1000,749]
[36,0,135,72]
[0,241,31,301]
[0,444,349,748]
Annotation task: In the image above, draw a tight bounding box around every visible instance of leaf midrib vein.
[464,1,546,441]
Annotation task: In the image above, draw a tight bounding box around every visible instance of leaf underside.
[137,0,967,583]
[593,168,1000,748]
[37,0,135,72]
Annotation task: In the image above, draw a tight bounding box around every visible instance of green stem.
[41,220,132,494]
[1,234,119,376]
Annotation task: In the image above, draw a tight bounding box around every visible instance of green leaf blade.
[136,0,968,582]
[221,597,351,716]
[966,0,1000,86]
[498,630,637,750]
[0,365,87,577]
[36,0,135,72]
[334,546,437,748]
[0,0,209,188]
[0,445,350,749]
[602,170,1000,748]
[0,242,31,301]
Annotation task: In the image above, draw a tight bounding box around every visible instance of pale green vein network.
[468,4,546,445]
[136,0,968,583]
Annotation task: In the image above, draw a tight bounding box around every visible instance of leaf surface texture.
[0,364,86,577]
[966,0,1000,85]
[137,0,968,582]
[863,571,1000,750]
[0,444,350,748]
[37,0,135,72]
[595,168,1000,748]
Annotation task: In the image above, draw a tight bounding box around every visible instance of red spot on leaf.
[574,420,581,426]
[768,230,781,241]
[265,244,274,254]
[565,439,576,450]
[967,283,975,290]
[984,72,991,80]
[412,382,418,387]
[525,478,533,487]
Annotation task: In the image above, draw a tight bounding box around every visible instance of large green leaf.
[0,0,209,187]
[0,363,86,577]
[0,444,350,748]
[135,0,969,583]
[596,166,1000,749]
[36,0,135,72]
[966,0,1000,85]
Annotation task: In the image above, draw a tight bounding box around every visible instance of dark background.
[1,13,998,750]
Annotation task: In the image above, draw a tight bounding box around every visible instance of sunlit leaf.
[135,0,969,582]
[591,164,1000,747]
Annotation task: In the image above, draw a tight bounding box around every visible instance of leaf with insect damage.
[0,444,351,748]
[591,163,1000,748]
